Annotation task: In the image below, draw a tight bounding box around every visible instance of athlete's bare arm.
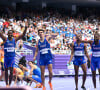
[73,29,93,45]
[84,44,91,62]
[15,26,27,42]
[68,42,74,64]
[29,67,34,75]
[33,41,39,61]
[46,34,57,42]
[15,22,28,42]
[0,32,6,41]
[75,33,93,46]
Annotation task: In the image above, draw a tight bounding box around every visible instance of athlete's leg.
[4,58,9,87]
[0,62,5,81]
[1,71,5,81]
[74,65,79,89]
[91,59,96,89]
[28,76,38,84]
[97,60,100,83]
[92,71,96,88]
[9,67,13,85]
[81,63,87,89]
[47,64,53,90]
[40,66,45,87]
[27,75,42,87]
[47,64,53,83]
[5,68,9,87]
[98,69,100,83]
[1,62,5,81]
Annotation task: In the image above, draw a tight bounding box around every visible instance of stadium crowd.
[0,8,100,55]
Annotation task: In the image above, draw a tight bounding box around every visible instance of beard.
[8,35,13,39]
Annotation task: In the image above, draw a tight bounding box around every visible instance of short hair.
[38,29,44,34]
[8,30,13,33]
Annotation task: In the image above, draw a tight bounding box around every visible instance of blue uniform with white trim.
[32,67,42,83]
[38,38,52,66]
[4,38,16,68]
[73,42,86,66]
[91,40,100,71]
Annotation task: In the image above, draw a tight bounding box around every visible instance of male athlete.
[33,29,53,90]
[76,31,100,90]
[68,34,90,90]
[0,23,28,87]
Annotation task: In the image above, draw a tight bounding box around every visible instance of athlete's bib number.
[93,52,100,57]
[40,48,49,54]
[7,47,15,52]
[41,50,48,54]
[75,51,84,56]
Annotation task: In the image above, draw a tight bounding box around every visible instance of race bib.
[7,47,15,52]
[41,50,48,54]
[93,52,100,57]
[74,51,84,56]
[40,48,49,54]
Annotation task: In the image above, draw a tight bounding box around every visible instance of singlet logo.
[75,46,83,49]
[40,45,46,47]
[93,47,100,50]
[7,43,14,46]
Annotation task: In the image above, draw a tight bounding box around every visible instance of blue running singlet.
[38,38,52,66]
[73,42,86,66]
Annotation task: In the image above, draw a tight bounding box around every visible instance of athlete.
[0,43,5,81]
[75,31,100,89]
[68,34,90,90]
[27,61,42,88]
[33,29,53,90]
[0,23,28,87]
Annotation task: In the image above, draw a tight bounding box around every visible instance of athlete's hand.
[67,61,71,66]
[33,57,36,61]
